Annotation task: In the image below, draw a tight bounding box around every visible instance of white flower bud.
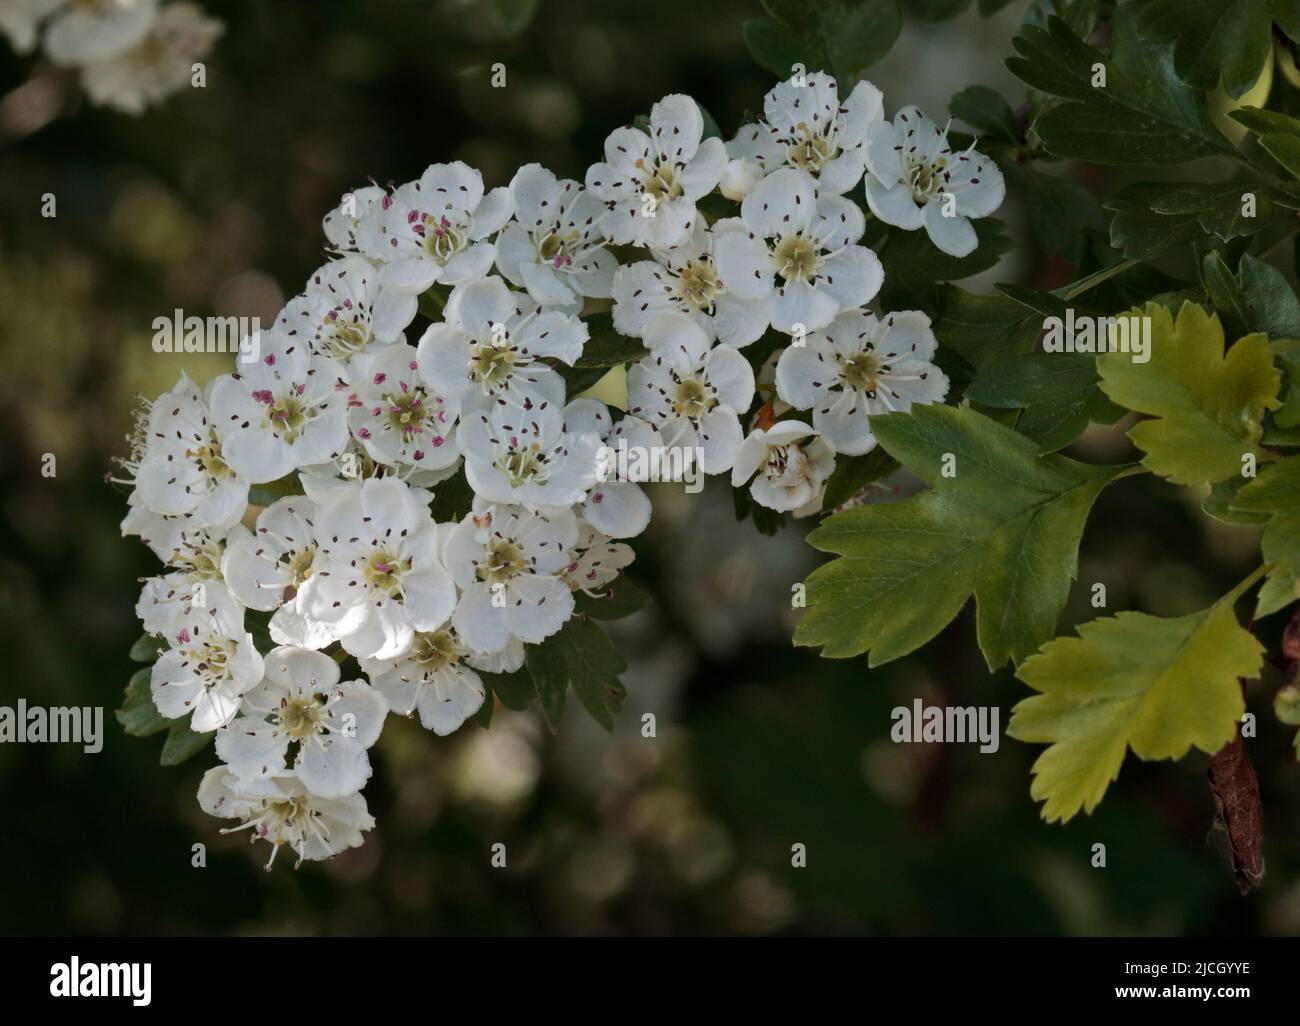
[719,158,763,201]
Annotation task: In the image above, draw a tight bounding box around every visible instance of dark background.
[0,0,1295,936]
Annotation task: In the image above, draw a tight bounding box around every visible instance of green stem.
[1061,258,1141,302]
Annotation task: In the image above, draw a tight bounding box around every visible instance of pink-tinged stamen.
[264,354,276,366]
[251,389,274,404]
[381,194,393,210]
[413,450,425,461]
[592,492,604,503]
[432,436,444,447]
[409,360,418,371]
[178,628,191,643]
[358,427,371,439]
[373,373,387,384]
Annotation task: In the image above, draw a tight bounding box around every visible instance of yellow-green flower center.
[673,377,715,419]
[773,235,820,283]
[786,124,839,173]
[477,538,527,585]
[411,628,462,671]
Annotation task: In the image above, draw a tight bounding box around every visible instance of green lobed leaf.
[1007,12,1230,165]
[129,633,167,663]
[1008,573,1264,823]
[1096,302,1281,484]
[1228,455,1300,578]
[1134,0,1274,100]
[745,0,904,87]
[949,85,1020,145]
[965,351,1123,453]
[796,404,1123,669]
[819,446,901,512]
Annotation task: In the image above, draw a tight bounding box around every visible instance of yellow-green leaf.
[1008,573,1264,824]
[1097,301,1280,484]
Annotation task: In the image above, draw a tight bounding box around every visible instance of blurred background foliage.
[0,0,1297,936]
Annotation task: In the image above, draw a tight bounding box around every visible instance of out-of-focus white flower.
[774,308,948,455]
[728,73,883,196]
[496,163,617,313]
[216,646,387,798]
[43,0,157,65]
[585,94,727,249]
[198,767,374,869]
[208,330,350,483]
[445,502,578,654]
[0,0,62,54]
[715,167,882,335]
[359,162,513,295]
[416,275,586,414]
[612,220,769,349]
[730,420,835,512]
[79,1,221,115]
[863,105,1005,258]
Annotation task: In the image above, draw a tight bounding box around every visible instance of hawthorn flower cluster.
[0,0,221,114]
[117,73,1002,869]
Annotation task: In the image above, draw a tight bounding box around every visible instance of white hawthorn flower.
[131,372,249,531]
[563,522,635,594]
[295,478,457,660]
[276,255,417,361]
[715,167,882,335]
[43,0,156,65]
[582,410,659,539]
[445,502,578,654]
[208,330,350,484]
[585,93,727,249]
[345,343,460,474]
[121,504,231,583]
[360,625,499,736]
[198,767,374,870]
[359,162,513,295]
[728,73,883,196]
[322,184,387,253]
[626,312,755,475]
[731,420,836,513]
[459,397,604,512]
[219,495,335,647]
[495,163,617,313]
[863,105,1005,258]
[416,275,586,414]
[136,573,240,637]
[612,220,769,349]
[774,308,948,455]
[79,1,221,115]
[216,646,387,798]
[150,595,263,732]
[0,0,62,54]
